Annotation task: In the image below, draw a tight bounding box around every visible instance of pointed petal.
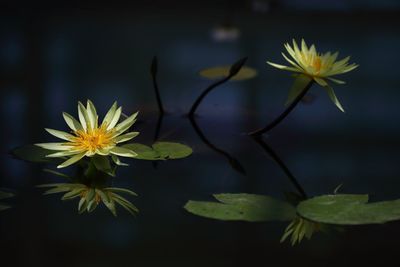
[111,155,129,166]
[323,85,345,112]
[301,39,308,54]
[114,112,139,134]
[57,152,86,168]
[78,102,89,131]
[107,107,122,130]
[282,53,302,69]
[314,77,328,87]
[63,112,83,132]
[86,100,98,129]
[109,146,138,158]
[45,128,75,141]
[327,77,346,84]
[46,150,82,158]
[115,132,139,143]
[102,101,118,127]
[284,43,297,61]
[35,143,75,151]
[267,62,302,72]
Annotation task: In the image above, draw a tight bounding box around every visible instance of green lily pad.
[122,142,192,161]
[297,194,400,225]
[152,142,193,159]
[184,193,296,222]
[11,145,62,164]
[199,66,257,81]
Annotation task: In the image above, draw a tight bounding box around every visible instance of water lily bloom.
[267,39,358,112]
[36,100,139,168]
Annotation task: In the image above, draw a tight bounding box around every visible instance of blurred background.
[1,1,400,266]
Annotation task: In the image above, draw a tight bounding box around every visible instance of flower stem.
[188,57,247,117]
[248,80,314,136]
[151,56,164,115]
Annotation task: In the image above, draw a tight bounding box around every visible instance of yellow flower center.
[312,57,322,72]
[71,125,115,153]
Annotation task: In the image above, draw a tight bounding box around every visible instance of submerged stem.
[248,80,314,136]
[252,135,307,199]
[188,57,247,117]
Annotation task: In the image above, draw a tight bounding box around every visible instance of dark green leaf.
[184,193,296,222]
[11,145,63,164]
[297,194,400,225]
[152,142,193,159]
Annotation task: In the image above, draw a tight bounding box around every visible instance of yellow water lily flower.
[267,39,358,112]
[36,100,139,168]
[268,39,358,85]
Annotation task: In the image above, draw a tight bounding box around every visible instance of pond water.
[1,3,400,266]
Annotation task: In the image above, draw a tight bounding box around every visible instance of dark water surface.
[1,3,400,267]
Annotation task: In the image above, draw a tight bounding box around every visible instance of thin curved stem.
[248,80,314,136]
[252,135,307,199]
[188,57,247,117]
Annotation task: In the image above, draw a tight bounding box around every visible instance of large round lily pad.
[297,194,400,225]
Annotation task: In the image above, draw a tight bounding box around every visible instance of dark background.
[1,1,400,266]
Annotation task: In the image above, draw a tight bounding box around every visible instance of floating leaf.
[199,65,257,81]
[122,142,192,161]
[152,142,193,159]
[297,194,400,225]
[10,145,62,164]
[184,193,296,222]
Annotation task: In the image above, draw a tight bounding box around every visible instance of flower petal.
[323,85,345,112]
[109,146,138,158]
[107,107,122,130]
[46,150,82,158]
[267,62,301,72]
[111,155,129,166]
[45,128,75,141]
[78,101,89,131]
[114,112,139,134]
[114,132,139,143]
[86,100,98,129]
[35,143,75,151]
[57,152,86,168]
[102,101,118,127]
[314,77,328,87]
[63,112,83,132]
[327,77,346,84]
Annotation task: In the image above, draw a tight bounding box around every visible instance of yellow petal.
[62,112,83,131]
[57,152,86,168]
[45,128,75,141]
